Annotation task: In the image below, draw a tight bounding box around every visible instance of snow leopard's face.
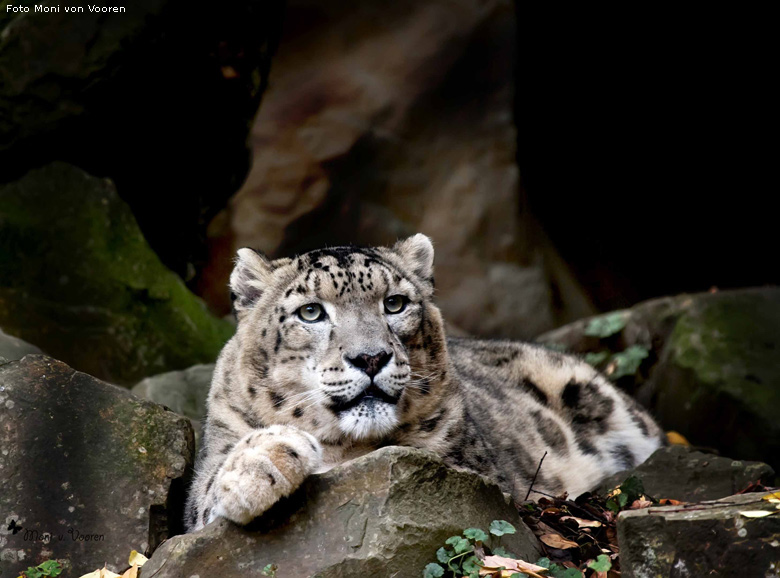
[230,235,447,441]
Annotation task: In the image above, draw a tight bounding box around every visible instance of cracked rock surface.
[618,491,780,577]
[0,355,194,576]
[141,446,540,578]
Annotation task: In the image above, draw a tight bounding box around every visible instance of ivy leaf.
[422,563,445,578]
[489,520,517,536]
[38,561,63,577]
[584,351,610,367]
[25,569,44,578]
[463,527,489,542]
[445,536,472,554]
[535,557,551,568]
[608,345,650,379]
[584,312,628,338]
[462,555,482,573]
[436,547,453,564]
[493,546,517,558]
[588,554,612,572]
[552,569,583,578]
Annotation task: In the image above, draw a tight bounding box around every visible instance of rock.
[0,163,235,385]
[0,0,285,277]
[536,288,780,472]
[0,355,194,576]
[598,446,775,502]
[132,364,215,445]
[0,327,42,363]
[141,446,540,578]
[617,491,780,577]
[196,0,595,337]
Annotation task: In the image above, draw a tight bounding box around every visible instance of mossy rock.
[652,289,780,470]
[0,162,234,384]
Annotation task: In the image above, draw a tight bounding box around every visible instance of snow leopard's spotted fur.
[184,234,663,531]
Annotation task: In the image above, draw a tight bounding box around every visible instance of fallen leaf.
[540,533,580,549]
[560,516,602,528]
[119,566,138,578]
[128,551,148,567]
[740,510,776,518]
[629,499,653,510]
[666,431,690,445]
[658,498,684,506]
[479,555,549,577]
[762,492,780,502]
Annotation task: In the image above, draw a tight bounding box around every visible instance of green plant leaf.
[462,555,482,573]
[551,569,583,578]
[493,546,517,558]
[436,547,453,564]
[24,569,44,578]
[584,312,628,338]
[489,520,517,536]
[535,557,551,568]
[423,563,445,578]
[38,561,63,578]
[588,554,612,572]
[584,351,610,367]
[261,563,277,577]
[463,527,489,542]
[446,536,471,554]
[609,345,650,379]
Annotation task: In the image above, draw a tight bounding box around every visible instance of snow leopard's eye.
[384,295,407,314]
[298,303,325,322]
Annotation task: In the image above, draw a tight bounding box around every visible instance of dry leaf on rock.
[128,550,148,566]
[629,499,653,510]
[479,555,549,578]
[540,533,579,549]
[739,510,776,518]
[560,515,602,528]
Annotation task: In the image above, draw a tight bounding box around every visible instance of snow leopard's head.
[229,234,448,441]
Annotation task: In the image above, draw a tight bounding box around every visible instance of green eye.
[298,303,325,322]
[384,295,407,314]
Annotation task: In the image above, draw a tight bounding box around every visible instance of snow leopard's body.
[185,235,663,531]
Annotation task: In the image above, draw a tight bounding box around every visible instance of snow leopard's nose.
[347,351,392,379]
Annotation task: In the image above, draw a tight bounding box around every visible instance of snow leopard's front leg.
[188,424,322,530]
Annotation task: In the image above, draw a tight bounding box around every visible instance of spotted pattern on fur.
[184,235,664,532]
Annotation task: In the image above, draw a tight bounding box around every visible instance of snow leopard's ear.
[393,234,435,284]
[230,247,274,318]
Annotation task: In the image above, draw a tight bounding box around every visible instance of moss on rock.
[0,162,234,384]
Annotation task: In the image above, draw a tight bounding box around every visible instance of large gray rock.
[141,446,540,578]
[132,364,215,444]
[599,445,775,502]
[0,163,235,385]
[537,288,780,472]
[0,355,194,575]
[618,491,780,577]
[0,327,42,363]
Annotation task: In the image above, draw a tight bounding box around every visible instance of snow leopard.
[184,234,664,531]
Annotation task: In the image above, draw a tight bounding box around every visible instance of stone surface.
[536,288,780,471]
[132,364,215,445]
[141,446,540,578]
[196,0,595,337]
[598,445,775,503]
[0,327,42,363]
[0,0,285,278]
[618,491,780,577]
[0,163,235,385]
[0,355,194,576]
